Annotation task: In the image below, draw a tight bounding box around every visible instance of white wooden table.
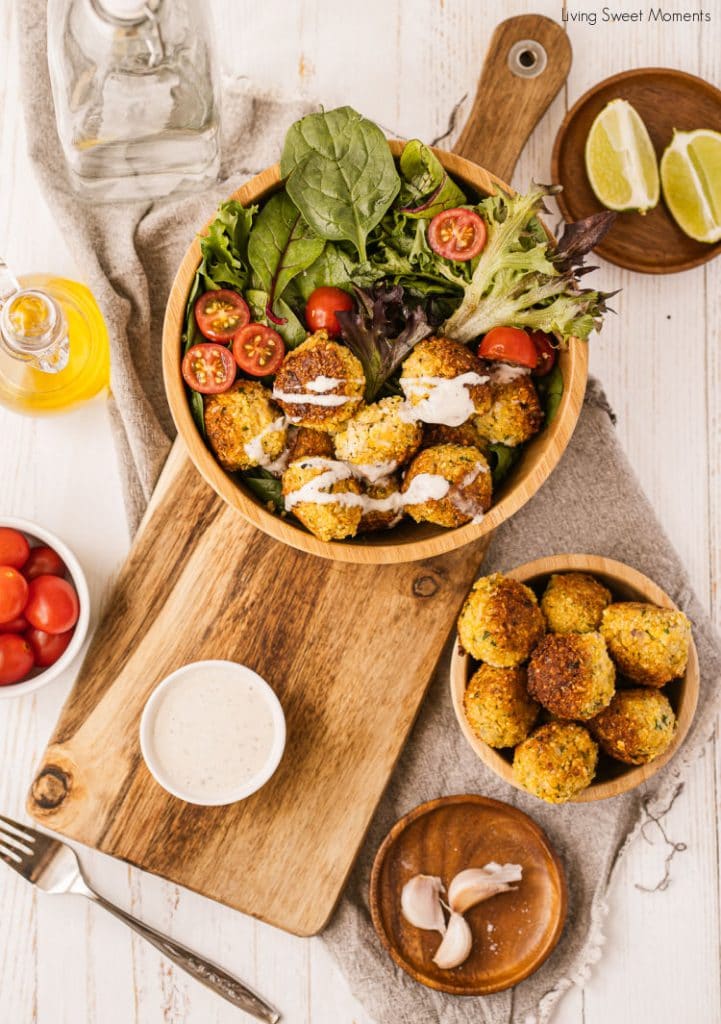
[1,1,719,1021]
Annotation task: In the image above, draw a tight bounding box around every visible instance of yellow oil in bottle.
[0,274,110,415]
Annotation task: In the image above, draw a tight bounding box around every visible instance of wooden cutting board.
[27,15,571,936]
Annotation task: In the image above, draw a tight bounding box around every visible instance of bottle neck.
[0,290,70,375]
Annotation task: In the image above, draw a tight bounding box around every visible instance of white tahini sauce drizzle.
[488,362,532,384]
[243,416,287,467]
[150,665,277,804]
[283,458,450,515]
[399,372,489,427]
[272,374,365,411]
[352,460,399,483]
[448,464,489,524]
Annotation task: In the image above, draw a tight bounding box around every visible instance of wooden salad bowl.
[162,145,588,564]
[450,554,699,802]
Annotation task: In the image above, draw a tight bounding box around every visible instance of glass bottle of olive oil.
[0,260,110,415]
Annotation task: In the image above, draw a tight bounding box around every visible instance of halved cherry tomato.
[0,614,29,634]
[24,575,79,635]
[194,289,250,341]
[428,208,487,261]
[0,566,29,624]
[0,634,34,685]
[305,287,355,338]
[23,545,67,581]
[530,330,557,377]
[478,327,538,369]
[26,627,74,668]
[232,324,285,376]
[0,528,30,569]
[182,343,236,394]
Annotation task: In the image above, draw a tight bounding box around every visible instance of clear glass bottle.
[47,0,221,202]
[0,260,110,415]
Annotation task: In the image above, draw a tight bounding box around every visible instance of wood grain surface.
[163,147,587,565]
[369,795,567,995]
[455,14,572,181]
[27,440,490,935]
[450,555,700,802]
[3,2,721,1023]
[552,67,721,273]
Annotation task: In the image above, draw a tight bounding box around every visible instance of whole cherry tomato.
[0,634,34,685]
[0,528,30,569]
[23,545,67,581]
[26,627,74,668]
[305,287,355,338]
[478,327,538,369]
[24,575,79,635]
[0,566,29,624]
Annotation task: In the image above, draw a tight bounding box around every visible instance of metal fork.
[0,814,280,1022]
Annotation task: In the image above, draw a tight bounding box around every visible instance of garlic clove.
[432,911,473,969]
[447,862,523,914]
[400,874,447,934]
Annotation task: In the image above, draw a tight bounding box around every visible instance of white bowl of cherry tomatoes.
[0,518,90,698]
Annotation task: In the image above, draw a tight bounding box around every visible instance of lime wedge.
[584,99,660,213]
[660,129,721,243]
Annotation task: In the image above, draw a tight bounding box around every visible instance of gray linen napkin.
[17,5,721,1023]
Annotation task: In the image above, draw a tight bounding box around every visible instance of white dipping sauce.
[142,663,284,805]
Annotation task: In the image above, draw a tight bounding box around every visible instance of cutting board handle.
[453,14,572,182]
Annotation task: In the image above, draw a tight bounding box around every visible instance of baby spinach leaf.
[247,192,324,323]
[536,364,564,424]
[295,242,359,300]
[398,139,466,218]
[280,106,400,261]
[241,469,285,512]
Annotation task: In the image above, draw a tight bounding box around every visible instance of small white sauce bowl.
[139,660,287,806]
[0,517,91,700]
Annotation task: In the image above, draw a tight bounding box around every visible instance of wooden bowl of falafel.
[450,554,699,803]
[162,136,589,565]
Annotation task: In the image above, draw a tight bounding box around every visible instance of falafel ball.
[360,476,404,533]
[422,418,491,452]
[464,664,539,748]
[272,331,365,431]
[457,573,545,667]
[402,443,492,528]
[473,375,543,447]
[204,380,287,473]
[513,721,598,804]
[334,396,422,476]
[541,572,613,634]
[287,426,334,461]
[589,689,676,765]
[400,336,492,422]
[282,457,362,542]
[527,632,615,720]
[600,602,691,687]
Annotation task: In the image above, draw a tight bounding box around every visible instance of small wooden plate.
[552,68,721,274]
[450,555,700,802]
[369,795,567,995]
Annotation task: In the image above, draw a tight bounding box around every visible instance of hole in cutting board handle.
[507,39,548,78]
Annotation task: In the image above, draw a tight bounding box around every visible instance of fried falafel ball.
[527,632,615,720]
[541,572,613,634]
[457,573,545,667]
[287,426,334,460]
[474,375,543,447]
[401,443,492,528]
[600,602,692,687]
[204,380,287,473]
[464,664,539,748]
[272,330,365,431]
[400,336,492,421]
[589,689,676,765]
[360,476,403,533]
[513,721,598,804]
[282,458,362,542]
[334,396,422,477]
[422,418,491,452]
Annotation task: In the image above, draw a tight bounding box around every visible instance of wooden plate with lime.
[552,67,721,274]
